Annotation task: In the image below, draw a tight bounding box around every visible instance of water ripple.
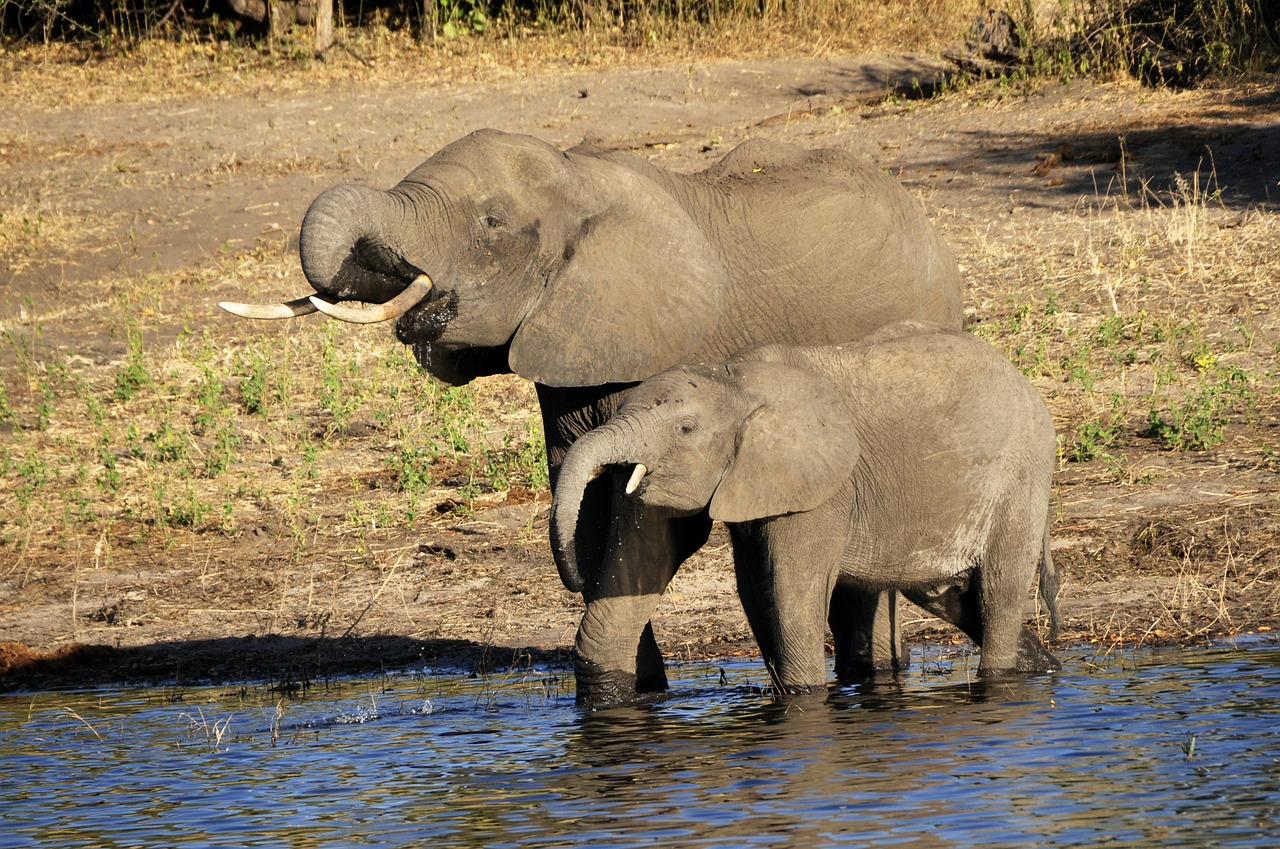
[1,642,1277,848]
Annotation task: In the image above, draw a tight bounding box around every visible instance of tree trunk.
[267,0,289,39]
[422,0,438,44]
[314,0,333,53]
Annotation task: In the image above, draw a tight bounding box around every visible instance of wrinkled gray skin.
[286,130,963,705]
[552,322,1061,693]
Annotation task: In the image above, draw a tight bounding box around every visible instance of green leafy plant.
[391,444,436,496]
[142,419,189,465]
[14,449,51,510]
[113,323,151,402]
[32,378,56,431]
[193,364,226,435]
[1145,364,1255,451]
[1069,394,1128,462]
[237,348,271,415]
[433,385,480,454]
[318,326,360,434]
[203,424,241,479]
[437,0,487,38]
[164,483,214,529]
[97,440,122,493]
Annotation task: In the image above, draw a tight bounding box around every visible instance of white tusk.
[218,296,319,320]
[624,464,647,495]
[309,274,434,324]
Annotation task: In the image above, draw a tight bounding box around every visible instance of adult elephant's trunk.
[299,184,421,304]
[221,184,431,321]
[550,423,644,594]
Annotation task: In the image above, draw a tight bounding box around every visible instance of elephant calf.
[552,321,1061,693]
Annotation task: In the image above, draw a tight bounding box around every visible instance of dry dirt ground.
[2,46,1278,692]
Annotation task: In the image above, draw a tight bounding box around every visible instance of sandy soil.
[2,48,1278,692]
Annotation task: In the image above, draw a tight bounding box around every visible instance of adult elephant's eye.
[480,213,505,230]
[676,418,697,437]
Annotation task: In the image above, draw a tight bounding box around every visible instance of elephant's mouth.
[591,463,649,497]
[394,288,458,346]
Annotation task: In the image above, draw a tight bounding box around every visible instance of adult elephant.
[221,129,963,706]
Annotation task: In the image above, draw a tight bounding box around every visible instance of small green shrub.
[1064,394,1126,460]
[391,444,436,496]
[237,348,271,415]
[113,324,151,402]
[1145,364,1255,451]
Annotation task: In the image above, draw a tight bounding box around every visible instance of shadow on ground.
[914,84,1280,211]
[0,635,571,693]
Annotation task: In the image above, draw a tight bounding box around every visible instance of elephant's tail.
[1038,524,1061,640]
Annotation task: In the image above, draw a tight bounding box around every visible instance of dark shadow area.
[747,61,957,131]
[793,61,956,103]
[0,635,571,693]
[776,62,1280,213]
[2,0,413,45]
[906,83,1280,212]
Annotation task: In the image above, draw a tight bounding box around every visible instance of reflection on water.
[2,642,1277,848]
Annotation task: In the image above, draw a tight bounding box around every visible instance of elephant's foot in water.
[574,656,640,707]
[1012,626,1061,674]
[575,613,670,707]
[576,624,666,708]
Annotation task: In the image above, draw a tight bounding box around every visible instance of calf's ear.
[709,362,860,523]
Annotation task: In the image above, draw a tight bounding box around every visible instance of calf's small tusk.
[624,464,648,495]
[309,274,434,324]
[218,296,319,320]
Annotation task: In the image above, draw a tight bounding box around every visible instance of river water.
[2,640,1277,848]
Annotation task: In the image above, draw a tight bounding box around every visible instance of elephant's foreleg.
[560,474,671,695]
[539,383,677,700]
[575,593,668,705]
[730,519,838,693]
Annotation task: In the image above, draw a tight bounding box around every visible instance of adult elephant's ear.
[709,361,860,523]
[507,154,727,387]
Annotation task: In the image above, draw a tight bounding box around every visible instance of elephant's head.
[550,358,861,591]
[221,129,726,387]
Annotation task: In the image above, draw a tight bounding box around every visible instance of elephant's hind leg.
[903,580,1060,674]
[976,529,1060,676]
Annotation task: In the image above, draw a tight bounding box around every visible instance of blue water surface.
[2,641,1277,848]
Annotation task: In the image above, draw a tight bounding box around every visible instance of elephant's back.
[783,325,1054,450]
[696,141,963,344]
